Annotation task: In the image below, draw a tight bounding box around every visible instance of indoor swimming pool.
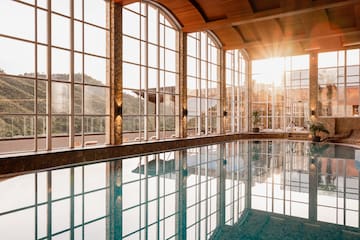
[0,140,360,239]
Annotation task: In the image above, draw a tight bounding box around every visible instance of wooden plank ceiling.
[115,0,360,59]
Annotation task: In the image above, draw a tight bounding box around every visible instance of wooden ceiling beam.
[183,0,360,32]
[224,28,360,50]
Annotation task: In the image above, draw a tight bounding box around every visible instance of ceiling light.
[304,47,320,51]
[343,41,360,47]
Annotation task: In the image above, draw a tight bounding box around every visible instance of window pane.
[52,82,70,114]
[84,55,107,85]
[123,36,140,64]
[52,14,70,49]
[165,27,176,50]
[74,21,83,52]
[0,0,34,41]
[51,115,69,136]
[0,77,34,114]
[74,0,83,20]
[37,45,47,79]
[84,0,107,28]
[0,37,34,76]
[74,84,83,114]
[123,9,140,38]
[37,80,47,114]
[0,116,35,139]
[123,63,140,89]
[84,86,107,115]
[74,53,83,83]
[37,9,47,44]
[84,116,106,134]
[123,90,141,115]
[84,24,106,57]
[52,48,70,81]
[148,6,158,44]
[52,0,70,16]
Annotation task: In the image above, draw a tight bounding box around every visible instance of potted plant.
[252,110,261,133]
[309,120,329,142]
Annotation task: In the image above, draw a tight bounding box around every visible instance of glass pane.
[123,36,140,64]
[74,84,83,114]
[51,115,69,136]
[165,49,176,72]
[148,5,158,44]
[84,24,106,57]
[84,86,107,115]
[52,14,70,49]
[52,48,70,81]
[74,0,83,20]
[0,0,34,41]
[37,9,47,44]
[37,80,47,114]
[52,82,70,114]
[74,20,83,52]
[52,0,70,16]
[84,0,107,28]
[0,77,34,114]
[37,45,47,79]
[84,55,107,85]
[74,53,83,83]
[123,90,140,115]
[84,116,106,134]
[165,26,176,50]
[123,63,140,89]
[123,9,140,38]
[0,37,34,76]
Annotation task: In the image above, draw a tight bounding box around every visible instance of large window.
[0,0,110,154]
[122,2,180,143]
[318,49,360,117]
[251,55,309,131]
[284,55,309,128]
[225,50,248,133]
[252,58,285,131]
[187,32,221,136]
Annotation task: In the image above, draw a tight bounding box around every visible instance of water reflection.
[0,140,359,239]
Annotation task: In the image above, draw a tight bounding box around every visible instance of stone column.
[309,52,318,118]
[178,32,187,138]
[110,2,123,145]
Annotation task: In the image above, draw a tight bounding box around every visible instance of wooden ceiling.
[116,0,360,59]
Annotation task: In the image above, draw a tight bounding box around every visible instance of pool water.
[0,140,359,239]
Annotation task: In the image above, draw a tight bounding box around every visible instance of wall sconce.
[310,156,316,171]
[182,108,188,117]
[223,110,228,117]
[116,104,122,116]
[311,110,316,116]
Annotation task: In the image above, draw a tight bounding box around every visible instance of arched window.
[225,50,248,133]
[122,1,180,142]
[186,32,221,136]
[0,0,110,153]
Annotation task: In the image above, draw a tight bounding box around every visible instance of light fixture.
[115,104,122,116]
[343,41,360,47]
[304,47,320,51]
[223,110,228,117]
[182,108,188,117]
[310,157,316,171]
[311,110,316,116]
